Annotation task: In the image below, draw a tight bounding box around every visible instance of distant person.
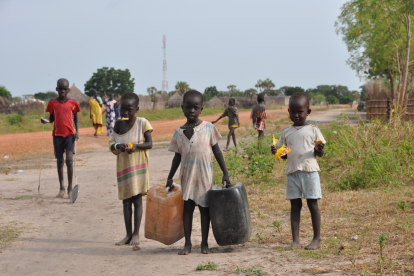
[166,90,230,255]
[41,78,80,198]
[89,90,103,137]
[251,93,267,139]
[109,93,153,246]
[212,98,240,150]
[271,92,326,250]
[105,93,117,136]
[116,105,121,120]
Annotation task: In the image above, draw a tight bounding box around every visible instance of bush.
[7,114,23,125]
[319,113,414,190]
[327,95,339,104]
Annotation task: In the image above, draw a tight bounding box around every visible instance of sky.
[0,0,362,97]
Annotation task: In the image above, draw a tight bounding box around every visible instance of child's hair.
[289,92,310,108]
[121,92,140,107]
[229,98,235,104]
[183,90,203,105]
[57,78,69,86]
[257,93,265,103]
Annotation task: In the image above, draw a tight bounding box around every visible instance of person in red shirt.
[41,78,80,198]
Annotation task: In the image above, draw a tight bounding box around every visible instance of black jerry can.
[208,182,252,246]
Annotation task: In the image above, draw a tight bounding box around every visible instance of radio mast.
[162,35,169,92]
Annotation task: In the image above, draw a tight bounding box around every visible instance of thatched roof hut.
[68,84,89,104]
[166,92,183,108]
[139,95,152,110]
[205,96,225,108]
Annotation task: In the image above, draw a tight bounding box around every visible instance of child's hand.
[271,145,277,155]
[126,143,136,154]
[166,179,174,191]
[211,120,216,124]
[314,143,324,152]
[117,143,127,152]
[75,133,79,141]
[222,174,231,188]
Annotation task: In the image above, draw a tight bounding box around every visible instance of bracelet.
[114,143,119,150]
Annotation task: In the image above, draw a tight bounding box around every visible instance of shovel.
[70,140,80,204]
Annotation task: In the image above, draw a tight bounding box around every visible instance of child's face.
[288,98,311,126]
[229,99,235,106]
[120,99,139,121]
[56,82,69,101]
[182,96,203,122]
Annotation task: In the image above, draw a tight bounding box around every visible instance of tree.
[255,80,263,91]
[203,86,219,101]
[84,67,135,97]
[147,87,157,96]
[336,0,414,107]
[339,96,355,104]
[175,81,190,95]
[34,91,58,101]
[327,95,339,104]
[261,78,275,92]
[0,85,12,100]
[280,86,305,96]
[314,94,326,102]
[244,88,257,100]
[227,85,238,96]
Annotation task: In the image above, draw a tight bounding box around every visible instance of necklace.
[181,120,202,129]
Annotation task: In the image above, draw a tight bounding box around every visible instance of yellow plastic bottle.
[144,183,184,245]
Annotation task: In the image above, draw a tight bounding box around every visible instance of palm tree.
[147,86,157,96]
[255,79,263,92]
[261,78,275,92]
[175,81,190,95]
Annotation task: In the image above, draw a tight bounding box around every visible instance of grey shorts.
[286,171,322,200]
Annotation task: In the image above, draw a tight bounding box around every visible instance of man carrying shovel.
[41,78,80,198]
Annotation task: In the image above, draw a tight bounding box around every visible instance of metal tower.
[162,35,169,92]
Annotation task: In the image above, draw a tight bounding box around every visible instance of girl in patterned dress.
[108,93,153,246]
[105,93,117,136]
[251,93,268,140]
[166,90,230,255]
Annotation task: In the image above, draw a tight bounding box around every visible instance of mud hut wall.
[139,95,152,110]
[153,94,166,110]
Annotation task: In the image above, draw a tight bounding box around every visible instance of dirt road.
[0,107,354,275]
[0,109,290,161]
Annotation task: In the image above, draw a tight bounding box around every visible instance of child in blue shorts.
[271,92,325,250]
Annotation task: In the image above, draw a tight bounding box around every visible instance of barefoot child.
[41,78,80,198]
[212,98,240,150]
[108,93,153,246]
[251,93,267,139]
[166,90,230,255]
[271,92,325,250]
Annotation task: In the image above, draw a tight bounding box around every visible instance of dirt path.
[0,107,356,275]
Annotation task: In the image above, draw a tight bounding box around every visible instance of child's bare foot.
[305,238,321,250]
[288,241,302,249]
[56,190,65,198]
[178,243,192,255]
[115,235,131,246]
[129,234,140,245]
[201,242,213,254]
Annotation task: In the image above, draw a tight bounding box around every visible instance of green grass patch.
[236,266,263,275]
[0,222,25,250]
[196,261,218,271]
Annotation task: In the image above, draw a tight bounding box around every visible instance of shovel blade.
[70,185,79,204]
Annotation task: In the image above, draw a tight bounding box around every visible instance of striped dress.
[108,117,153,200]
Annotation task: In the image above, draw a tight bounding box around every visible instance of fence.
[366,99,414,121]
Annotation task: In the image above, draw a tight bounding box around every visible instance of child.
[108,92,153,246]
[89,90,103,137]
[212,98,240,150]
[251,93,267,139]
[166,90,230,255]
[271,92,325,250]
[41,78,80,198]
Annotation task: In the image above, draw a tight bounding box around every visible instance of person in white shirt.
[271,92,326,250]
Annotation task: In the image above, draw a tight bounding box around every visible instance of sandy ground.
[0,107,359,276]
